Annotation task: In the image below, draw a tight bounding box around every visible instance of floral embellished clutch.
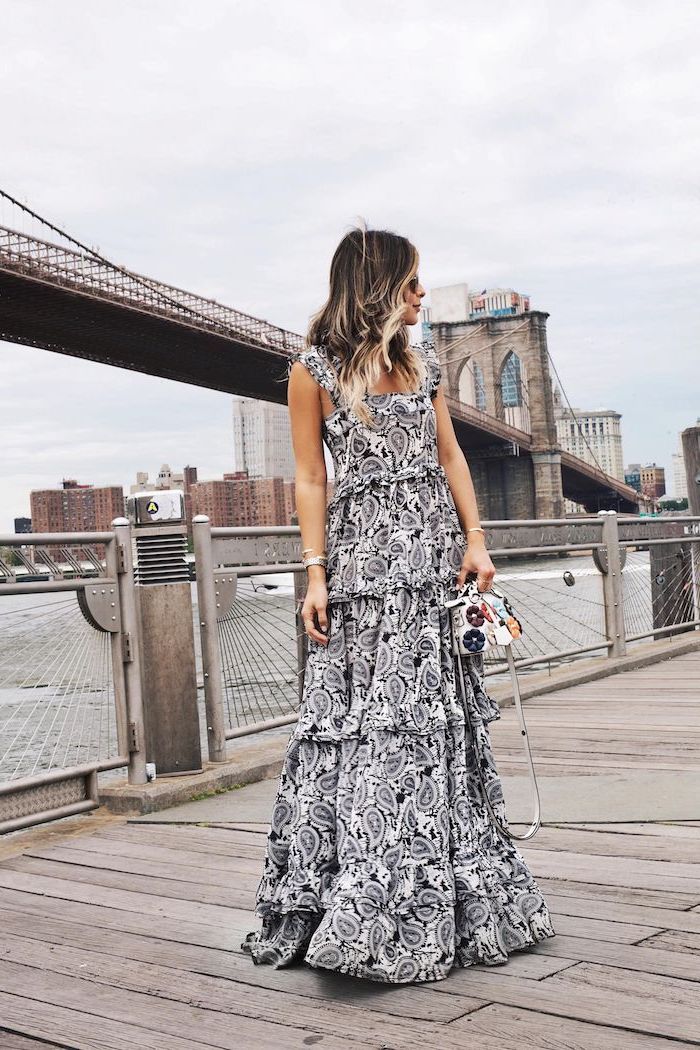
[444,572,541,841]
[444,574,523,657]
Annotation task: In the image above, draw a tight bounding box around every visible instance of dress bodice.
[287,340,467,600]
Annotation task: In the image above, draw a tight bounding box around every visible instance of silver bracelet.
[303,555,328,569]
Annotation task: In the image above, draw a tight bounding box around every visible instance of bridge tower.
[432,311,564,520]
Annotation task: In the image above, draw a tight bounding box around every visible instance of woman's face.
[403,269,426,325]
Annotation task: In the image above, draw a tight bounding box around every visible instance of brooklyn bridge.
[0,219,638,516]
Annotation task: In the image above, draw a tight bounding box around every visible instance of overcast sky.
[1,0,699,531]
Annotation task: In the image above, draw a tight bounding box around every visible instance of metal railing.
[3,513,697,832]
[192,512,700,757]
[0,520,146,833]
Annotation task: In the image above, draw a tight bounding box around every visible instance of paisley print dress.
[241,340,556,983]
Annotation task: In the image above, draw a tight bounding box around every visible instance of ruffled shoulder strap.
[418,339,441,398]
[286,344,341,407]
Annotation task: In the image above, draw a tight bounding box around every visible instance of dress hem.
[241,919,558,985]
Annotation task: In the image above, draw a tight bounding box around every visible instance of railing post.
[111,517,147,784]
[193,515,227,763]
[691,541,700,630]
[104,533,129,762]
[598,510,627,658]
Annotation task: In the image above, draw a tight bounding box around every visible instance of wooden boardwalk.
[0,649,698,1049]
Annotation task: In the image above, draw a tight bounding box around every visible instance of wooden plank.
[517,754,699,771]
[0,935,496,1043]
[551,913,663,944]
[0,903,570,985]
[555,960,700,1008]
[541,893,700,935]
[520,847,700,891]
[493,728,700,746]
[494,715,700,728]
[205,821,270,834]
[21,941,678,1050]
[637,930,700,955]
[99,823,268,855]
[0,867,253,928]
[524,695,700,705]
[547,821,700,841]
[0,855,259,909]
[82,826,700,889]
[21,843,264,883]
[116,820,269,842]
[433,962,700,1042]
[531,932,700,981]
[449,1002,696,1050]
[0,856,673,945]
[0,1033,68,1050]
[0,994,214,1050]
[0,895,569,986]
[519,827,700,863]
[0,885,248,952]
[0,961,370,1050]
[536,875,700,910]
[40,831,266,865]
[0,910,475,1020]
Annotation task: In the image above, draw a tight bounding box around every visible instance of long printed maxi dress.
[241,340,556,984]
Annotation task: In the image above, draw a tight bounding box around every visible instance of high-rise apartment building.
[189,475,289,528]
[30,479,125,557]
[232,396,297,482]
[672,435,688,500]
[553,388,624,481]
[30,479,124,532]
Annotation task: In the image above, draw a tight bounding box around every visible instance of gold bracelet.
[467,527,485,534]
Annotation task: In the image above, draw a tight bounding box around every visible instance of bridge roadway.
[0,646,698,1047]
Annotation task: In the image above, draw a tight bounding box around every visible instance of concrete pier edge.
[95,631,700,817]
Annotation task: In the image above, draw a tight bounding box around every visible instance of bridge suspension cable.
[431,314,607,477]
[0,188,302,352]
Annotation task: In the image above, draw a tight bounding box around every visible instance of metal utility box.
[126,491,202,776]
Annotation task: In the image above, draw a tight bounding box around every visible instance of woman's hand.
[455,543,496,592]
[300,578,330,645]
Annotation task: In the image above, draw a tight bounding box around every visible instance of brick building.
[30,479,125,558]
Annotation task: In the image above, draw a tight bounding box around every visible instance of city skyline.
[2,1,698,530]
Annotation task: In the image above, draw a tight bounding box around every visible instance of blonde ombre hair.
[306,221,427,427]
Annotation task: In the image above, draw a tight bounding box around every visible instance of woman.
[242,225,556,983]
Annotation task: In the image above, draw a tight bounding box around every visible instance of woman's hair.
[306,220,426,426]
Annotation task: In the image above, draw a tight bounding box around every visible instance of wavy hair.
[305,221,426,427]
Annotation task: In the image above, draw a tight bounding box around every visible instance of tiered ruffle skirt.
[242,576,556,983]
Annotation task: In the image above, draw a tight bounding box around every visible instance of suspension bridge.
[0,192,638,515]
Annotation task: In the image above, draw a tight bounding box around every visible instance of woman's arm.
[287,360,331,644]
[432,385,497,591]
